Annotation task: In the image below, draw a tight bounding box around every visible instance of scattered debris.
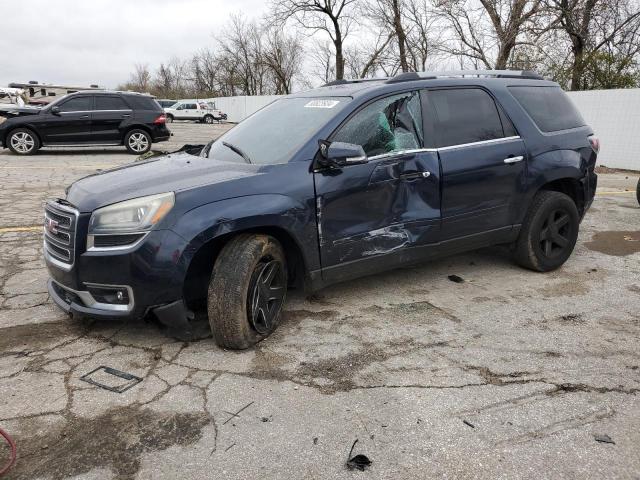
[222,401,254,425]
[225,443,236,452]
[463,420,475,429]
[448,275,465,283]
[313,437,318,445]
[80,366,143,393]
[346,440,372,472]
[261,416,272,423]
[594,434,615,445]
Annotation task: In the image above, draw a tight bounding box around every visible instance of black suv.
[0,91,170,155]
[44,70,598,349]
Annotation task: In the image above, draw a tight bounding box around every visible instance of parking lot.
[0,122,639,479]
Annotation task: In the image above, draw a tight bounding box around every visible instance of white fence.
[205,89,639,171]
[204,95,280,123]
[566,89,639,171]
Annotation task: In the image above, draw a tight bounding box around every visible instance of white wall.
[205,89,640,171]
[204,95,281,123]
[566,89,640,171]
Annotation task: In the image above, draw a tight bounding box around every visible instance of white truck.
[164,101,227,124]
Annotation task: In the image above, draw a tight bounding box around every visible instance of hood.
[66,152,262,212]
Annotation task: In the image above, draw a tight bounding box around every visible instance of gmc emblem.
[45,217,59,235]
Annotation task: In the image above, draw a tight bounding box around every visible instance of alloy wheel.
[10,132,35,154]
[539,208,572,258]
[128,133,149,153]
[249,259,286,334]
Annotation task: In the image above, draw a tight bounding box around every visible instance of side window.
[429,89,504,148]
[58,96,92,112]
[95,96,129,110]
[332,91,423,157]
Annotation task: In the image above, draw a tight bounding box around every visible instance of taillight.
[153,114,166,124]
[588,135,600,154]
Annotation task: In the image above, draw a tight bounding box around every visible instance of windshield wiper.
[222,141,252,164]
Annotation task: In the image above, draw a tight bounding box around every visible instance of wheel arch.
[181,225,309,309]
[4,124,42,148]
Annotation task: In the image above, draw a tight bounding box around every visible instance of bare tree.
[366,0,411,71]
[131,63,152,92]
[436,0,547,69]
[549,0,640,89]
[271,0,359,80]
[262,29,305,94]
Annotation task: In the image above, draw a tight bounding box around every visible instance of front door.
[314,91,441,281]
[40,95,93,144]
[92,95,132,143]
[427,88,527,240]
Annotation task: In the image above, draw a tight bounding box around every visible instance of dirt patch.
[585,231,640,256]
[0,321,84,354]
[10,406,211,480]
[556,313,586,324]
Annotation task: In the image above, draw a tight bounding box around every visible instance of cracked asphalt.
[1,123,639,479]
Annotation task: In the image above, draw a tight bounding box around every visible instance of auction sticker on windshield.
[304,99,340,108]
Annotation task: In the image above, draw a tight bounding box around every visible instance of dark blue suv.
[44,70,598,349]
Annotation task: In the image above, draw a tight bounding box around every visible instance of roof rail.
[386,69,544,83]
[322,78,388,87]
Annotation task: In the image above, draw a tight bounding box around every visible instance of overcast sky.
[0,0,268,88]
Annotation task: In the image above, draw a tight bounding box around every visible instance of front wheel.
[636,178,640,205]
[207,234,287,349]
[165,114,174,123]
[8,128,40,155]
[124,129,152,154]
[513,191,580,272]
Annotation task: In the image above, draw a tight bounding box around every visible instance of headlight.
[88,192,175,235]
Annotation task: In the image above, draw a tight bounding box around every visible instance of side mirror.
[319,141,368,168]
[51,106,61,115]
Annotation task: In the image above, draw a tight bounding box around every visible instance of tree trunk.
[392,0,409,72]
[332,17,345,79]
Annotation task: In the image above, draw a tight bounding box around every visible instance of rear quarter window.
[124,96,161,111]
[508,86,585,132]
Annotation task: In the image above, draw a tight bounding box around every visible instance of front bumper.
[45,227,189,322]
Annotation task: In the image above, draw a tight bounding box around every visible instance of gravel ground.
[0,123,639,480]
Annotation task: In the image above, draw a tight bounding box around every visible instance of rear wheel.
[514,191,580,272]
[207,234,287,349]
[203,115,214,124]
[7,128,40,155]
[636,178,640,205]
[124,129,151,154]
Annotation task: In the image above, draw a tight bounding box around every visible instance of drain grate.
[80,366,143,393]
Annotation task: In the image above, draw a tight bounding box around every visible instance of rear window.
[124,95,160,111]
[509,86,585,132]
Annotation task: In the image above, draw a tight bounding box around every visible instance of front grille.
[44,200,78,267]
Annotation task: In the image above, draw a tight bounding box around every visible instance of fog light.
[86,285,130,305]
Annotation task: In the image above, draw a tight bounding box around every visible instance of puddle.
[585,231,640,256]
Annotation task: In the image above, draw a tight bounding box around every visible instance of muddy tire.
[513,191,580,272]
[207,234,287,349]
[7,128,40,155]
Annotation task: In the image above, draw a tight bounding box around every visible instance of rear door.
[183,103,199,120]
[39,95,93,144]
[314,90,441,280]
[92,95,132,143]
[429,88,526,240]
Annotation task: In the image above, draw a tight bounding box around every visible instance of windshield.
[208,97,349,164]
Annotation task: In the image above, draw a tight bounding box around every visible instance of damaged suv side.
[44,70,598,349]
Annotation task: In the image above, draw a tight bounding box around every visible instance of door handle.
[121,114,131,118]
[400,171,431,180]
[80,115,89,119]
[504,156,524,164]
